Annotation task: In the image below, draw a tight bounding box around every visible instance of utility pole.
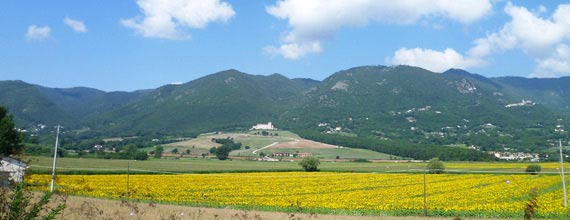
[560,139,567,207]
[423,168,427,216]
[50,125,60,192]
[127,161,130,201]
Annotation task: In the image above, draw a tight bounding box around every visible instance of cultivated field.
[29,172,570,218]
[160,130,394,159]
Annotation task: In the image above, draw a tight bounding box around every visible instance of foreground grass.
[51,194,526,220]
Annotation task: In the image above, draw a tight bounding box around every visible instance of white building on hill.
[251,122,275,130]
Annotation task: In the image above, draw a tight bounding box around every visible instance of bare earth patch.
[271,139,338,149]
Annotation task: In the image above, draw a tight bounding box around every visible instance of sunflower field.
[28,172,570,218]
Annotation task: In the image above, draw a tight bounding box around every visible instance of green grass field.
[26,156,570,175]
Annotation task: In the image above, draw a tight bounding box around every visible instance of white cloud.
[467,3,570,77]
[263,41,322,60]
[265,0,492,59]
[532,44,570,78]
[386,3,570,77]
[387,48,484,73]
[469,3,570,58]
[121,0,235,40]
[26,25,51,40]
[64,17,87,33]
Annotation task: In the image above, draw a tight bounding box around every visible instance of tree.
[427,157,445,174]
[299,156,320,172]
[215,145,232,160]
[0,106,23,156]
[154,146,164,158]
[123,144,138,158]
[134,151,148,160]
[525,164,542,175]
[171,148,179,154]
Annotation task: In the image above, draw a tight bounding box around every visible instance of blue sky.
[1,0,569,91]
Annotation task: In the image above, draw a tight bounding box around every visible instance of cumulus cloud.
[387,48,484,73]
[468,3,570,77]
[64,17,87,33]
[265,0,492,59]
[26,25,51,40]
[532,44,570,78]
[387,3,570,77]
[469,3,570,58]
[121,0,235,40]
[263,41,322,60]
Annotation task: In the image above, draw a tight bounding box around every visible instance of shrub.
[0,182,65,219]
[427,157,445,174]
[525,164,542,175]
[352,158,370,163]
[299,156,320,172]
[524,188,539,220]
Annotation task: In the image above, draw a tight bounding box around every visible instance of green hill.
[493,76,570,116]
[89,69,313,136]
[2,65,570,160]
[0,80,70,126]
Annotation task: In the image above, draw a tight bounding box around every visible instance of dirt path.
[51,195,515,220]
[252,142,279,154]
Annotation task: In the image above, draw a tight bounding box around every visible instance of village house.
[296,152,313,158]
[272,152,313,158]
[1,157,28,184]
[273,152,292,157]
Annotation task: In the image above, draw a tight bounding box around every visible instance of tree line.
[294,130,497,161]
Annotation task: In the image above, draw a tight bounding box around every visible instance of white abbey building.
[251,122,275,130]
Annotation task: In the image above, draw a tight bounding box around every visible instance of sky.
[1,0,570,91]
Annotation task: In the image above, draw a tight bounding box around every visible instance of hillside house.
[1,157,28,184]
[251,122,275,130]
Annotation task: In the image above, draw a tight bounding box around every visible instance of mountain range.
[2,65,569,154]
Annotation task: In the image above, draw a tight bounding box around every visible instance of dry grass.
[46,194,517,220]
